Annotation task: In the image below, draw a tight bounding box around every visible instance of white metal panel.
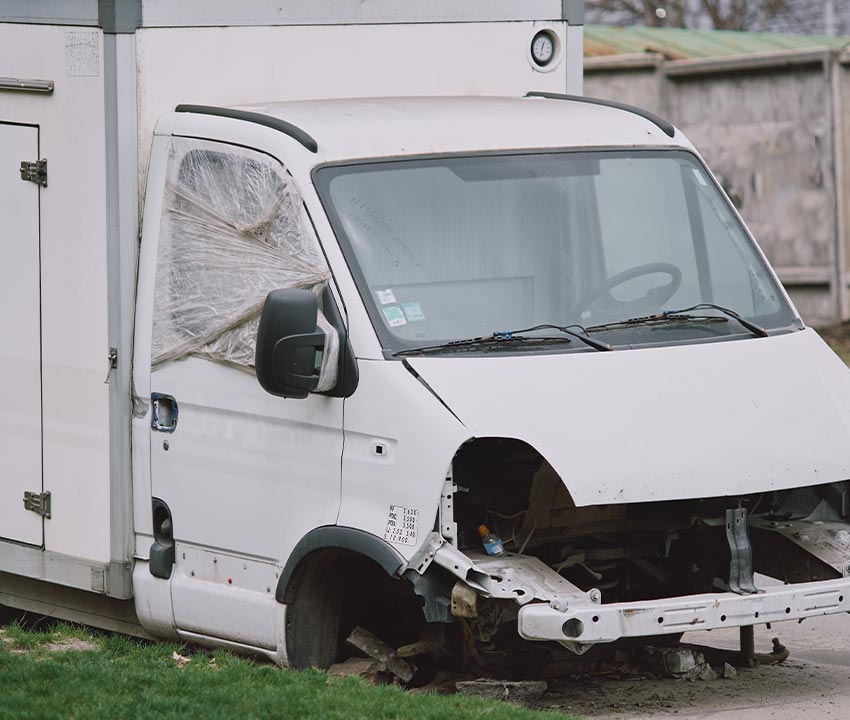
[103,32,139,581]
[0,123,42,546]
[149,358,344,560]
[0,0,98,26]
[409,329,850,506]
[170,547,279,649]
[221,95,680,163]
[140,0,567,26]
[0,24,111,562]
[135,21,570,190]
[149,356,343,643]
[338,359,470,559]
[564,24,584,94]
[153,96,687,173]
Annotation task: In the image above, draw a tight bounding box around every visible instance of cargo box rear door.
[0,122,43,546]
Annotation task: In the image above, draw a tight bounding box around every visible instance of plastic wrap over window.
[152,138,338,391]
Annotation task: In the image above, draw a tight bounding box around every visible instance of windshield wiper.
[586,303,769,338]
[667,304,769,337]
[394,323,612,357]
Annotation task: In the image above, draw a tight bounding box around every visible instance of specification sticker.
[384,505,419,546]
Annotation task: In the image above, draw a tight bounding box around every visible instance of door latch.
[151,393,178,433]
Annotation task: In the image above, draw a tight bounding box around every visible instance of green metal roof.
[584,25,850,60]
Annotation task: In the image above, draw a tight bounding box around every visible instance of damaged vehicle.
[3,4,850,678]
[266,98,850,671]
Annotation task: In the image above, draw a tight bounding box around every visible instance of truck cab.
[131,95,850,668]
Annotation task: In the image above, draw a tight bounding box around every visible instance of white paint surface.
[134,21,570,190]
[211,94,680,163]
[410,329,850,506]
[0,123,43,546]
[0,24,111,563]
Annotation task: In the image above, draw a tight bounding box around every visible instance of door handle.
[151,393,178,433]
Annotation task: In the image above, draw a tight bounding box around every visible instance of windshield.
[315,150,796,353]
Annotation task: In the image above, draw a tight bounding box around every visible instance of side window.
[151,137,331,371]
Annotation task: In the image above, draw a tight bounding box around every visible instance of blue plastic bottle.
[478,524,504,556]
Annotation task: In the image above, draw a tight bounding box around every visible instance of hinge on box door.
[23,490,51,519]
[20,159,47,187]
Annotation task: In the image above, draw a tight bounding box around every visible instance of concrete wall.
[585,51,850,326]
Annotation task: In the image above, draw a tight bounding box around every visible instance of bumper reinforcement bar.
[518,576,850,645]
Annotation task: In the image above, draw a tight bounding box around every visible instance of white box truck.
[4,0,850,672]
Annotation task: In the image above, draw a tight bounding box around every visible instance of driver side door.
[147,136,343,650]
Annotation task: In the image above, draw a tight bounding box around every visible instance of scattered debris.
[171,651,192,668]
[396,637,453,660]
[637,645,725,681]
[345,626,416,683]
[328,657,389,683]
[768,637,789,664]
[331,623,789,707]
[450,583,479,619]
[456,678,548,705]
[695,663,718,682]
[409,670,462,695]
[639,645,697,677]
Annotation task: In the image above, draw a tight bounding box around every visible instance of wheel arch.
[275,525,405,604]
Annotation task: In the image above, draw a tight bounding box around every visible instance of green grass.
[0,621,576,720]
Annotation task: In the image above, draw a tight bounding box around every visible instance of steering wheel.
[574,262,683,316]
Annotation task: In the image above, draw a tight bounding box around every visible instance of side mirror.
[256,289,325,398]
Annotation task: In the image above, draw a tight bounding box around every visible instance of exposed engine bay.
[407,438,850,657]
[305,438,850,680]
[452,438,848,598]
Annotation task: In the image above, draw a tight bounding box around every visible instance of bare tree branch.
[587,0,832,33]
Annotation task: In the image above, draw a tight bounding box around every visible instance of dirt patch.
[0,628,97,655]
[43,638,98,653]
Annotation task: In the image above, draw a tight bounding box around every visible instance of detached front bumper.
[518,576,850,644]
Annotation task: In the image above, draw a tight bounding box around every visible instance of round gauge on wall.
[531,30,557,68]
